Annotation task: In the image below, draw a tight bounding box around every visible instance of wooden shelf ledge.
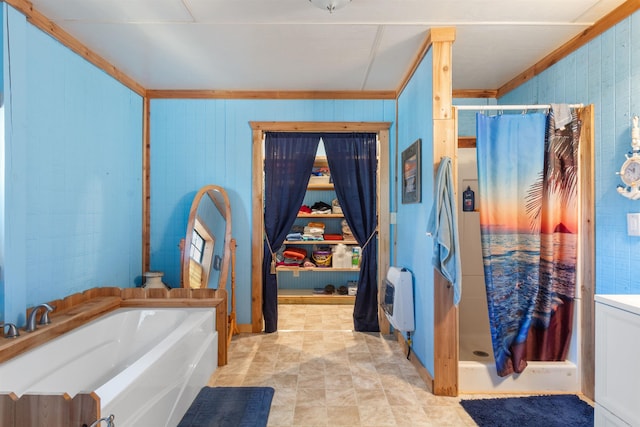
[278,289,355,305]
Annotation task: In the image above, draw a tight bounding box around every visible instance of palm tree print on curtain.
[476,110,581,377]
[525,110,581,361]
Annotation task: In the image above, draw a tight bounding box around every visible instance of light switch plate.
[628,213,640,236]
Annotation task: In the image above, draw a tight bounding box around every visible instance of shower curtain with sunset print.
[476,109,581,377]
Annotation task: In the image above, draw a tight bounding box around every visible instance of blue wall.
[0,5,4,321]
[396,50,435,373]
[2,5,27,325]
[150,99,396,325]
[1,6,143,325]
[454,98,497,136]
[501,11,640,295]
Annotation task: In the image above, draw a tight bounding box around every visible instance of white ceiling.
[28,0,629,92]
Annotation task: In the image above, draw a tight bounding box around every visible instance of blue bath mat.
[177,386,275,427]
[460,394,593,427]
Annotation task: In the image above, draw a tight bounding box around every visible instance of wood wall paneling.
[143,97,151,274]
[0,392,100,427]
[453,89,498,99]
[251,128,265,333]
[146,90,396,100]
[457,136,476,148]
[378,129,391,335]
[0,393,17,427]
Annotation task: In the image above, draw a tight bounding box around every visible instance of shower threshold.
[459,360,579,394]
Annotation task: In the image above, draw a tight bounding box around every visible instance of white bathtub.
[0,307,218,427]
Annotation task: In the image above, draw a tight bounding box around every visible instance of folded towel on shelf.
[302,234,323,241]
[279,258,303,266]
[303,226,324,235]
[286,232,303,241]
[311,201,332,214]
[283,247,307,260]
[341,220,354,239]
[331,199,342,214]
[324,234,343,240]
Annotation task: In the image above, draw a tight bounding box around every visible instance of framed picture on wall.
[402,139,421,204]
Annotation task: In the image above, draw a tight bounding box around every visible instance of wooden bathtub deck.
[0,287,227,366]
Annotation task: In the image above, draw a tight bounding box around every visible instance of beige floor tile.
[385,388,420,406]
[421,405,470,426]
[326,388,357,406]
[293,405,328,426]
[211,304,477,427]
[297,374,327,389]
[355,388,389,406]
[325,374,354,390]
[273,373,299,389]
[352,373,384,390]
[326,405,361,426]
[390,405,433,427]
[272,388,298,407]
[208,373,244,387]
[296,388,327,407]
[358,404,397,426]
[267,405,295,426]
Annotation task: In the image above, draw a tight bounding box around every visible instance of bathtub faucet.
[88,414,115,427]
[25,303,55,332]
[3,323,20,338]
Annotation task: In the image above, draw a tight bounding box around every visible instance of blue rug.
[460,394,593,427]
[177,387,275,427]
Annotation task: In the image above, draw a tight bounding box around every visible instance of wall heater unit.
[382,266,414,332]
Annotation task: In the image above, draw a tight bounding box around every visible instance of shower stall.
[454,105,593,394]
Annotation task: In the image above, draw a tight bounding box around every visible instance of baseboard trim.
[237,323,253,333]
[393,329,435,393]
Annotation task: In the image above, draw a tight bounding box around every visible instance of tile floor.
[208,304,479,426]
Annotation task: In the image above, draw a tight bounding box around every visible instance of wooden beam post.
[430,27,459,397]
[578,105,596,400]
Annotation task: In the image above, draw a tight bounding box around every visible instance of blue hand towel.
[426,156,462,305]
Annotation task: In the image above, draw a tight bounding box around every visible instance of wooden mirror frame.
[181,185,233,289]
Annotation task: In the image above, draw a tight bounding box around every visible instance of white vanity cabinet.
[595,295,640,426]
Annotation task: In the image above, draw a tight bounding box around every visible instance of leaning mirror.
[181,185,232,289]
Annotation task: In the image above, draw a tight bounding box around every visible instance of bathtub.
[0,307,217,427]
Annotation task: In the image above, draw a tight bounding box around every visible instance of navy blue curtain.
[262,132,320,333]
[323,133,379,332]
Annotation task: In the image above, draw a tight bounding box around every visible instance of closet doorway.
[250,122,392,334]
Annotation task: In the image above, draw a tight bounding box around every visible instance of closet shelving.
[276,156,359,304]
